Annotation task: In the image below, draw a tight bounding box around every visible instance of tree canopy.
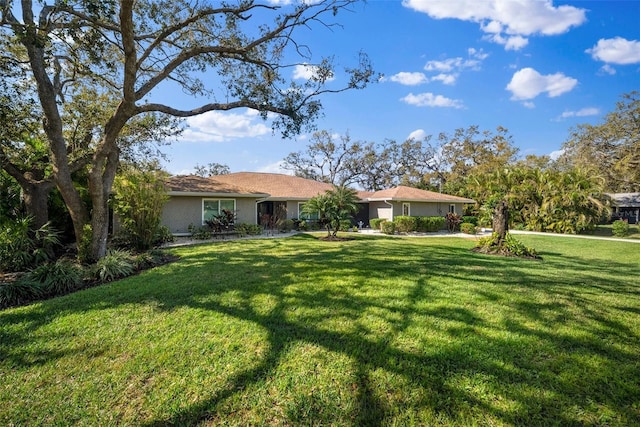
[283,126,519,192]
[559,91,640,193]
[1,0,376,260]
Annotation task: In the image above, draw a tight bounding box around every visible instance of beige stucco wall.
[369,201,393,222]
[162,196,258,234]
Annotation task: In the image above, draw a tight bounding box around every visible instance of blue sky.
[158,0,640,176]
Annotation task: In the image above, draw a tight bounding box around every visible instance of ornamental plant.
[612,219,630,238]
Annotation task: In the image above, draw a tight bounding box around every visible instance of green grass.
[591,223,640,239]
[1,234,639,426]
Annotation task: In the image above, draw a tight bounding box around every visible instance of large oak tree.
[559,91,640,193]
[1,0,375,260]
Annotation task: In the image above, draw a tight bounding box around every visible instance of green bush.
[77,224,93,264]
[338,219,353,231]
[460,222,477,234]
[112,168,169,251]
[0,218,61,272]
[416,216,445,232]
[394,216,417,233]
[370,218,387,230]
[278,219,295,232]
[612,219,630,238]
[474,232,539,259]
[381,221,396,235]
[462,216,478,226]
[153,226,174,246]
[93,250,134,282]
[25,259,85,296]
[0,279,44,309]
[190,226,212,240]
[236,223,263,237]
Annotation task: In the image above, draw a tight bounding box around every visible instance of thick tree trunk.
[22,20,89,252]
[21,181,55,229]
[88,147,120,261]
[87,106,129,261]
[493,200,509,243]
[1,158,56,229]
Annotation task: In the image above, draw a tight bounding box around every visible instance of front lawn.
[592,223,640,239]
[1,234,639,426]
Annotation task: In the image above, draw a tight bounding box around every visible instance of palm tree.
[302,185,360,238]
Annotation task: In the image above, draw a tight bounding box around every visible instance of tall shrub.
[394,216,417,233]
[370,218,387,230]
[416,216,445,232]
[112,168,169,251]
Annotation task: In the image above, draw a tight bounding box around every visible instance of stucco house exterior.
[162,172,475,234]
[365,185,475,222]
[163,175,269,234]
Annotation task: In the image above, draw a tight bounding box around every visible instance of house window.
[203,199,235,223]
[298,202,319,220]
[449,204,456,214]
[402,202,410,216]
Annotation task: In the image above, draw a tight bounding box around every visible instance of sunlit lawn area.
[1,233,639,426]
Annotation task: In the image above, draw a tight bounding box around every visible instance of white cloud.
[549,149,564,160]
[293,63,335,81]
[403,0,586,50]
[599,64,617,75]
[407,129,428,140]
[257,161,292,174]
[180,109,270,142]
[388,72,429,85]
[523,101,536,109]
[560,107,600,118]
[424,57,463,72]
[506,67,578,100]
[401,92,464,109]
[484,33,529,50]
[586,37,640,65]
[422,48,487,84]
[467,47,489,60]
[431,73,457,85]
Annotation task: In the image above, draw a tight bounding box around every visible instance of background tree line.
[283,91,639,233]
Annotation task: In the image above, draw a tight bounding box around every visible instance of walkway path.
[509,229,640,244]
[163,228,640,248]
[360,228,640,244]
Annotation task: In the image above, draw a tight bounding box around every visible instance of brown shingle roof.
[168,174,475,204]
[213,172,337,200]
[368,185,475,203]
[166,175,268,197]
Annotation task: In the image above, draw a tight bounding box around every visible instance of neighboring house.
[162,172,476,234]
[607,192,640,224]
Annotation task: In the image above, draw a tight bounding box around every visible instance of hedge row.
[370,216,450,233]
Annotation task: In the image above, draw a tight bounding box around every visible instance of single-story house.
[607,192,640,224]
[162,172,475,234]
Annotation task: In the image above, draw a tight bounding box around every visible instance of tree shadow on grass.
[1,235,639,425]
